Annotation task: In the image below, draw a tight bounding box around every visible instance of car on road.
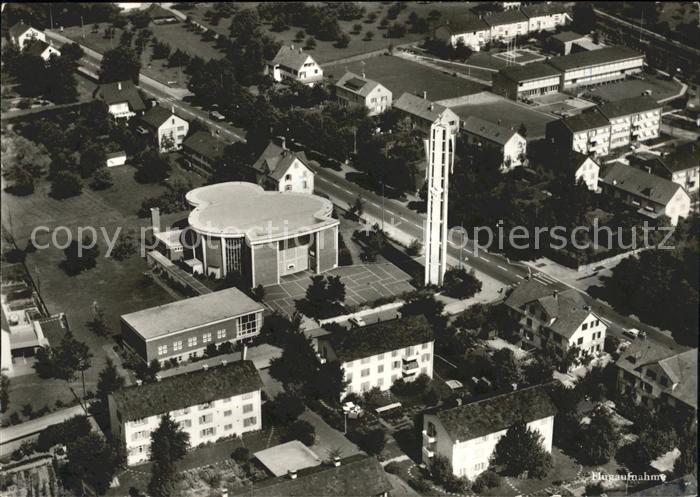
[625,328,645,339]
[348,316,366,328]
[209,110,226,121]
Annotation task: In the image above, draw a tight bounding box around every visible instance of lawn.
[328,55,484,102]
[584,73,684,104]
[430,60,496,83]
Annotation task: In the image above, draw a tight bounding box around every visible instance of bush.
[473,470,500,492]
[384,461,401,474]
[408,478,432,493]
[357,428,386,455]
[283,420,316,446]
[232,447,250,463]
[391,373,431,397]
[444,474,471,493]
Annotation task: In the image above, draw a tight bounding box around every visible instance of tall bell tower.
[423,121,455,286]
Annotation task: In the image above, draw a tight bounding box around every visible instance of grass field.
[328,55,484,102]
[584,74,684,103]
[430,59,497,83]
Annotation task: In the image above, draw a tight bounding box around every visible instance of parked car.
[209,110,226,121]
[348,316,366,328]
[625,328,645,339]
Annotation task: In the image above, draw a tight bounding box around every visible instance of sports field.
[492,49,545,65]
[328,55,485,102]
[437,91,558,140]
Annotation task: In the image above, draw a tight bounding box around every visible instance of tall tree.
[491,420,553,478]
[0,375,10,413]
[56,331,93,399]
[96,358,125,404]
[99,46,141,84]
[269,330,318,390]
[45,54,79,103]
[1,133,50,195]
[64,432,125,494]
[148,415,190,497]
[577,407,620,465]
[492,348,521,391]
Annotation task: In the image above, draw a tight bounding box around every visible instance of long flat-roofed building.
[121,288,264,364]
[492,62,562,100]
[109,360,263,465]
[599,95,662,150]
[548,46,644,90]
[185,182,339,286]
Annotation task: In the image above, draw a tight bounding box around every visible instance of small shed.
[106,151,127,168]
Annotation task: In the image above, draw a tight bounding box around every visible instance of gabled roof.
[551,31,588,43]
[505,280,595,339]
[182,131,227,163]
[462,116,519,146]
[655,141,700,174]
[484,9,528,27]
[559,108,610,133]
[601,163,686,206]
[521,2,569,18]
[9,22,35,39]
[393,92,451,123]
[23,39,54,58]
[599,95,661,119]
[497,61,561,82]
[438,15,489,34]
[147,4,177,19]
[322,315,433,363]
[548,45,643,71]
[334,71,383,98]
[252,141,311,181]
[433,385,557,442]
[111,361,263,422]
[271,45,314,71]
[96,80,146,111]
[237,455,392,497]
[141,105,185,129]
[657,349,697,409]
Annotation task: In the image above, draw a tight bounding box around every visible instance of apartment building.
[484,9,529,41]
[505,281,607,364]
[548,46,644,90]
[434,16,490,51]
[140,106,189,152]
[268,45,323,86]
[546,108,612,158]
[94,80,146,121]
[392,92,460,135]
[120,288,264,365]
[251,138,314,194]
[492,62,562,100]
[600,163,691,226]
[521,3,570,32]
[317,315,434,399]
[182,131,227,176]
[422,386,556,480]
[616,338,696,418]
[629,142,700,194]
[461,116,527,172]
[335,71,392,117]
[109,360,263,465]
[599,95,662,150]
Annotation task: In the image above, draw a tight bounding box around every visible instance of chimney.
[150,207,161,234]
[423,90,427,100]
[288,470,297,480]
[117,81,122,91]
[299,47,303,53]
[429,103,434,111]
[280,136,286,150]
[171,105,175,115]
[552,290,558,300]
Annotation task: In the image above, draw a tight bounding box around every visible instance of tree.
[1,133,50,195]
[674,419,697,477]
[268,391,305,424]
[148,415,190,497]
[45,54,79,103]
[335,33,350,48]
[60,234,99,276]
[312,361,348,403]
[430,454,452,484]
[111,231,137,260]
[358,427,386,455]
[79,143,107,178]
[232,447,250,463]
[473,470,500,493]
[86,302,110,337]
[90,168,113,190]
[572,3,596,33]
[350,196,364,218]
[491,420,552,478]
[406,239,422,257]
[50,171,83,199]
[296,275,345,318]
[283,420,316,446]
[99,46,141,84]
[56,331,93,398]
[96,358,125,404]
[269,330,318,389]
[133,148,171,183]
[492,348,521,391]
[577,407,619,465]
[304,36,317,50]
[387,22,407,38]
[326,275,346,303]
[517,122,527,139]
[64,433,125,494]
[442,267,483,299]
[0,375,10,413]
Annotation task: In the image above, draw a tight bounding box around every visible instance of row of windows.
[128,393,256,426]
[158,329,228,356]
[348,344,431,366]
[348,368,430,393]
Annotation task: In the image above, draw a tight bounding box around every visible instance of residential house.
[521,3,570,33]
[317,315,434,399]
[120,288,264,365]
[562,151,601,191]
[23,39,60,61]
[461,116,527,172]
[600,163,691,226]
[422,385,556,480]
[548,46,644,90]
[502,2,521,10]
[545,108,612,158]
[492,62,562,100]
[239,454,392,497]
[550,31,590,55]
[140,106,189,152]
[9,22,45,49]
[251,138,314,194]
[182,131,227,176]
[109,360,263,465]
[505,280,607,363]
[335,71,392,117]
[629,141,700,194]
[146,4,179,24]
[434,16,490,51]
[268,45,323,86]
[484,9,529,42]
[616,338,696,418]
[599,95,662,150]
[392,92,460,135]
[94,80,146,121]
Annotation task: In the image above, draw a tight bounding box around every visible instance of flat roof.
[254,441,322,476]
[498,61,561,82]
[548,45,643,71]
[121,287,263,341]
[186,182,338,243]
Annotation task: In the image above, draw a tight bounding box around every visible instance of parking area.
[263,264,415,317]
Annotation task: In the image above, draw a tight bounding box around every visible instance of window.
[377,365,384,373]
[179,419,192,428]
[377,353,384,360]
[243,416,257,427]
[422,343,429,350]
[393,360,401,369]
[378,378,384,387]
[200,427,215,437]
[660,376,669,387]
[237,313,258,337]
[242,392,254,400]
[405,346,414,356]
[224,410,232,417]
[526,317,533,326]
[199,402,213,411]
[158,345,168,356]
[243,404,254,413]
[421,367,427,375]
[202,332,212,343]
[173,408,189,417]
[361,368,370,377]
[217,329,226,339]
[361,381,370,392]
[392,350,398,357]
[421,353,430,362]
[346,372,353,382]
[131,418,148,426]
[173,341,183,351]
[646,370,657,380]
[582,323,588,331]
[595,320,600,326]
[198,414,213,424]
[188,337,197,347]
[224,424,233,431]
[285,174,292,181]
[577,337,583,345]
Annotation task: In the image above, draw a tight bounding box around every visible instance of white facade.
[34,44,60,61]
[607,108,661,150]
[560,57,644,89]
[489,20,529,41]
[156,114,189,152]
[572,126,611,158]
[526,12,569,32]
[671,168,699,194]
[447,29,491,51]
[422,414,554,480]
[108,102,135,121]
[271,54,323,86]
[111,389,262,466]
[12,27,45,49]
[574,156,600,191]
[275,157,314,194]
[336,83,392,117]
[424,122,455,286]
[661,189,692,226]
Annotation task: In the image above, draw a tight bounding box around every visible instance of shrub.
[232,447,250,463]
[408,478,432,493]
[283,420,316,446]
[473,470,500,492]
[384,461,401,474]
[444,474,471,493]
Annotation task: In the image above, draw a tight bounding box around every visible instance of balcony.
[422,446,435,459]
[402,357,419,375]
[422,430,436,444]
